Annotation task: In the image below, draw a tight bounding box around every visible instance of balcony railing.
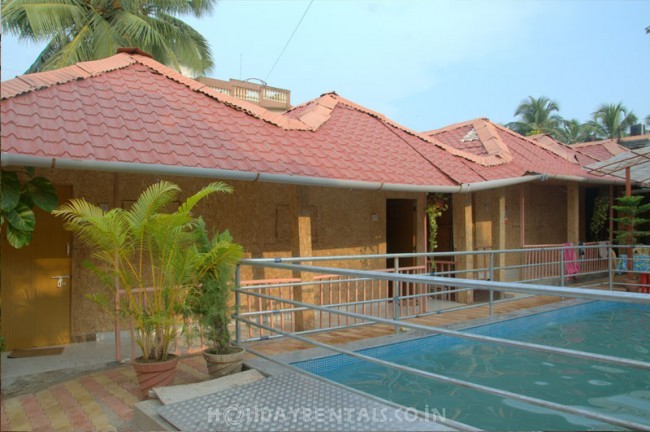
[196,77,291,111]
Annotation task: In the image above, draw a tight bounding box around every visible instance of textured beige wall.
[524,184,568,245]
[31,170,423,338]
[457,184,574,282]
[18,168,579,338]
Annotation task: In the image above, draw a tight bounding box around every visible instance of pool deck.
[0,292,602,431]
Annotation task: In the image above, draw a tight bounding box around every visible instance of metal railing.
[112,243,650,360]
[233,244,631,343]
[523,241,610,281]
[235,254,650,431]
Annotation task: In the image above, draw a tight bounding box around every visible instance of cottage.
[1,50,622,349]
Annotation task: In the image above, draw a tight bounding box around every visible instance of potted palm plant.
[53,180,236,396]
[189,218,244,378]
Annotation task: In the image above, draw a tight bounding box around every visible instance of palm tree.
[555,119,592,144]
[506,96,563,138]
[2,0,214,74]
[586,103,638,140]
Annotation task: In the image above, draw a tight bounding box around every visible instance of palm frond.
[177,181,232,215]
[43,20,95,69]
[25,32,69,72]
[125,180,180,237]
[156,12,213,72]
[2,0,86,40]
[591,102,637,139]
[111,10,181,70]
[4,0,215,73]
[90,11,119,60]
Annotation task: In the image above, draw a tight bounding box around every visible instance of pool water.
[293,301,650,430]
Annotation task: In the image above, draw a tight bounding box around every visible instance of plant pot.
[132,354,179,398]
[203,346,245,379]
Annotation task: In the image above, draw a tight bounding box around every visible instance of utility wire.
[265,0,314,81]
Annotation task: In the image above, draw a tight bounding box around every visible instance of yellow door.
[1,185,72,349]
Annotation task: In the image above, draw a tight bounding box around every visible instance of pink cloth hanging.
[563,242,580,277]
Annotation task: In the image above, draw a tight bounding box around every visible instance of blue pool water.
[293,301,650,430]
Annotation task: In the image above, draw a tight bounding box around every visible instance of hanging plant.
[0,167,58,248]
[426,193,449,253]
[590,189,609,240]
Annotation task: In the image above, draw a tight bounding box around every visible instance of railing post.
[608,244,614,291]
[489,253,495,318]
[393,257,400,334]
[560,246,567,286]
[115,291,121,362]
[235,264,241,345]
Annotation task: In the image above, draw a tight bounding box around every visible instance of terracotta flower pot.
[203,346,245,379]
[132,354,179,398]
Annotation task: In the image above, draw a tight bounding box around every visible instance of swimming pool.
[293,301,650,430]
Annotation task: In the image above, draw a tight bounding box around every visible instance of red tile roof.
[1,52,617,190]
[1,55,456,187]
[572,138,632,163]
[424,119,604,181]
[525,134,587,164]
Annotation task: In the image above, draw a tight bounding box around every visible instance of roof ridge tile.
[490,121,580,164]
[2,55,136,100]
[473,119,509,156]
[423,118,512,167]
[422,118,479,136]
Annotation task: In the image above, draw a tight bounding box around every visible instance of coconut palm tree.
[2,0,215,74]
[555,118,592,144]
[506,96,563,138]
[586,103,638,140]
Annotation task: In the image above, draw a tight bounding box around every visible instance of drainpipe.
[0,153,625,193]
[541,174,625,186]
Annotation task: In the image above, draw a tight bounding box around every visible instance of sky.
[2,0,649,132]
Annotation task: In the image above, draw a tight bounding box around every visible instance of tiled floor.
[0,294,564,431]
[0,356,208,432]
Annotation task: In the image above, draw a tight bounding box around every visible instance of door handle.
[50,275,71,288]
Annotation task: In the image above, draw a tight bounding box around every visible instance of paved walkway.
[0,356,208,431]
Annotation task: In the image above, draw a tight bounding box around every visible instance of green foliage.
[586,103,638,140]
[506,98,640,144]
[590,189,609,240]
[0,168,58,248]
[556,119,592,145]
[53,180,237,362]
[426,193,448,253]
[612,195,650,245]
[1,0,215,74]
[187,218,244,354]
[506,96,563,138]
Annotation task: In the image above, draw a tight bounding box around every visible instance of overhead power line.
[265,0,314,81]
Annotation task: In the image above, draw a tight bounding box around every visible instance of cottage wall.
[454,183,576,284]
[16,168,579,340]
[35,169,424,340]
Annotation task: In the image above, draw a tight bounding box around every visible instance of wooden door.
[386,199,417,266]
[386,199,416,297]
[1,185,72,349]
